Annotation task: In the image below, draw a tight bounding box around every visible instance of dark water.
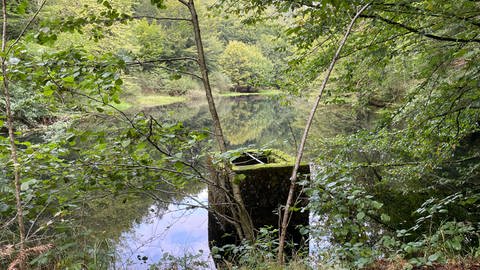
[110,95,361,269]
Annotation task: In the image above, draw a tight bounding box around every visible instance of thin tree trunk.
[184,0,254,241]
[1,0,26,268]
[277,4,371,263]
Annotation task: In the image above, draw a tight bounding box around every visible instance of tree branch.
[277,3,371,264]
[178,0,188,6]
[5,0,47,58]
[371,2,480,28]
[155,65,203,80]
[361,14,480,43]
[2,0,27,268]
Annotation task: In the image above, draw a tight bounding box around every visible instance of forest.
[0,0,479,269]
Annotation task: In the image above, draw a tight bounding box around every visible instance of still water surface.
[110,95,359,269]
[115,190,211,269]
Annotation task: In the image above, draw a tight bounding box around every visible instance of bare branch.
[1,1,27,267]
[4,0,47,58]
[156,65,203,80]
[177,0,189,7]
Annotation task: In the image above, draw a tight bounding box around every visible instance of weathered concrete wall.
[208,149,310,259]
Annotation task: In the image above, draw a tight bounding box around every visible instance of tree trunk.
[1,0,26,268]
[184,0,255,241]
[277,3,371,263]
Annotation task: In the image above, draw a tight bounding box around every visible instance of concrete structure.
[208,149,310,260]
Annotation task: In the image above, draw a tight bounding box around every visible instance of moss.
[209,148,310,263]
[230,148,308,171]
[232,162,309,171]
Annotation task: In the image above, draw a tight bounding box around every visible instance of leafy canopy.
[219,40,273,87]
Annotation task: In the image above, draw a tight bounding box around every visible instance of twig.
[1,1,27,268]
[245,152,265,164]
[4,0,47,59]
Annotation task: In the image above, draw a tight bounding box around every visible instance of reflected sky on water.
[115,189,214,269]
[111,95,363,269]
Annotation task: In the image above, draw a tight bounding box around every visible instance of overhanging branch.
[361,14,480,43]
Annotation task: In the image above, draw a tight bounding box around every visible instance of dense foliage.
[219,41,273,89]
[1,0,479,269]
[217,0,480,267]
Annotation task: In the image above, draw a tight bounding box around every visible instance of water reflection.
[115,189,213,269]
[145,96,302,154]
[221,96,298,148]
[110,95,365,268]
[144,95,366,156]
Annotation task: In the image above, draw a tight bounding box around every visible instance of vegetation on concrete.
[1,0,479,269]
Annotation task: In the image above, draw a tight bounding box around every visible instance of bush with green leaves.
[219,40,273,88]
[211,226,309,269]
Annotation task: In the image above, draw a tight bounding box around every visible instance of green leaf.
[462,196,478,205]
[150,0,166,9]
[450,240,462,251]
[21,179,38,191]
[96,107,105,112]
[102,1,112,9]
[356,211,365,220]
[233,174,246,184]
[102,95,109,104]
[43,86,54,96]
[289,206,300,212]
[16,0,28,14]
[174,161,184,171]
[113,96,121,104]
[121,139,131,147]
[372,201,383,209]
[428,252,441,262]
[62,76,75,83]
[381,213,391,222]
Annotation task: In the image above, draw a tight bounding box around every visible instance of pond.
[103,94,362,269]
[114,189,211,269]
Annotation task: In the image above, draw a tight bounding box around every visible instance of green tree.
[133,19,165,59]
[219,40,273,89]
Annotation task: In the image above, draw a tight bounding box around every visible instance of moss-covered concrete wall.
[208,149,310,258]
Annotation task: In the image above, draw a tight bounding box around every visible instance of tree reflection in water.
[103,95,363,268]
